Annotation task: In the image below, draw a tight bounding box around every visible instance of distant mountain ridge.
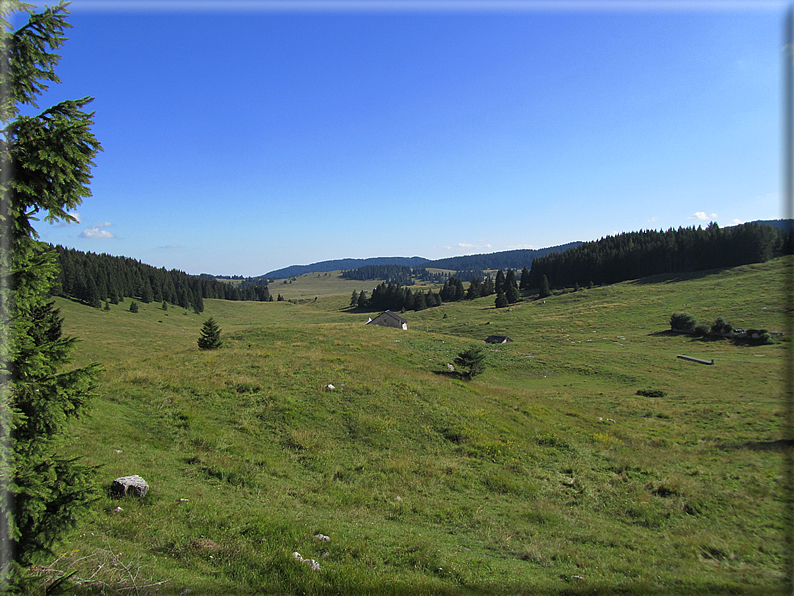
[265,257,429,279]
[424,242,582,272]
[263,243,582,279]
[261,220,791,280]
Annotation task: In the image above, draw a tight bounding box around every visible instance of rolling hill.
[38,255,790,594]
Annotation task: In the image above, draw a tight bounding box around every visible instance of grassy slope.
[265,270,447,301]
[45,258,790,595]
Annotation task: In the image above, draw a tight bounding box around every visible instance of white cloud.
[688,212,717,221]
[726,219,743,226]
[648,216,657,223]
[507,243,539,250]
[160,244,182,249]
[80,224,115,239]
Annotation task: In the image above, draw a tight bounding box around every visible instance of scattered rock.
[314,534,330,542]
[292,552,321,571]
[112,475,149,498]
[325,384,335,391]
[447,363,455,372]
[595,417,603,421]
[190,538,219,552]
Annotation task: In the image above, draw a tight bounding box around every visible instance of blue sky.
[19,1,785,276]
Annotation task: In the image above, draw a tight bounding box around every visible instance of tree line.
[51,245,272,311]
[353,267,529,312]
[341,264,446,285]
[528,223,791,290]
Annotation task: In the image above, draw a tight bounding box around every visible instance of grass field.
[30,257,791,594]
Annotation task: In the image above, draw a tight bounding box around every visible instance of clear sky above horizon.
[18,0,785,276]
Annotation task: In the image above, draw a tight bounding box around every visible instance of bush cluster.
[669,313,774,344]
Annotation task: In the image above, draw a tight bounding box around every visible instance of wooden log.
[677,355,714,365]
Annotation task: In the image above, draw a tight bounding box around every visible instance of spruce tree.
[505,268,517,290]
[495,269,506,294]
[453,346,486,380]
[519,266,530,290]
[1,1,102,574]
[197,317,223,350]
[495,291,508,308]
[506,283,519,304]
[539,275,552,298]
[350,289,358,308]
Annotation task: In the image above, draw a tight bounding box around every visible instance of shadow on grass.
[721,439,794,451]
[627,267,732,286]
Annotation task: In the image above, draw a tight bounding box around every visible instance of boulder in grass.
[112,475,149,498]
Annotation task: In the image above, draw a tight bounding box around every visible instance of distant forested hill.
[528,223,790,289]
[753,218,794,233]
[51,245,272,310]
[424,242,582,272]
[265,257,429,279]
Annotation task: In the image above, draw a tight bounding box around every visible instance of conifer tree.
[453,346,486,380]
[1,1,102,574]
[197,317,223,350]
[350,289,358,308]
[519,266,530,290]
[495,291,508,308]
[505,268,517,290]
[539,275,552,298]
[506,283,519,304]
[495,269,506,294]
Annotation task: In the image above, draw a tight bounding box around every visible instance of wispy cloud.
[726,218,743,226]
[160,244,182,249]
[648,216,657,223]
[52,211,81,226]
[688,211,717,221]
[444,242,493,252]
[80,222,116,239]
[507,243,539,250]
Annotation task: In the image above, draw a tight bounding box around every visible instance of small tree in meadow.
[129,301,139,313]
[710,317,733,335]
[670,312,696,332]
[454,346,487,380]
[198,317,223,350]
[539,275,551,298]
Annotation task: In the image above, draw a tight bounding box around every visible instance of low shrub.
[670,312,696,332]
[637,389,667,397]
[710,316,733,335]
[693,324,709,337]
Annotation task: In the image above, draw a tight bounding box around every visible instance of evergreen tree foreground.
[198,317,223,350]
[454,346,487,380]
[1,0,102,580]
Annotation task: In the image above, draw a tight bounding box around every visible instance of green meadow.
[35,257,791,594]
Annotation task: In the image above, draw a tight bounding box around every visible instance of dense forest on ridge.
[51,245,272,310]
[528,222,791,289]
